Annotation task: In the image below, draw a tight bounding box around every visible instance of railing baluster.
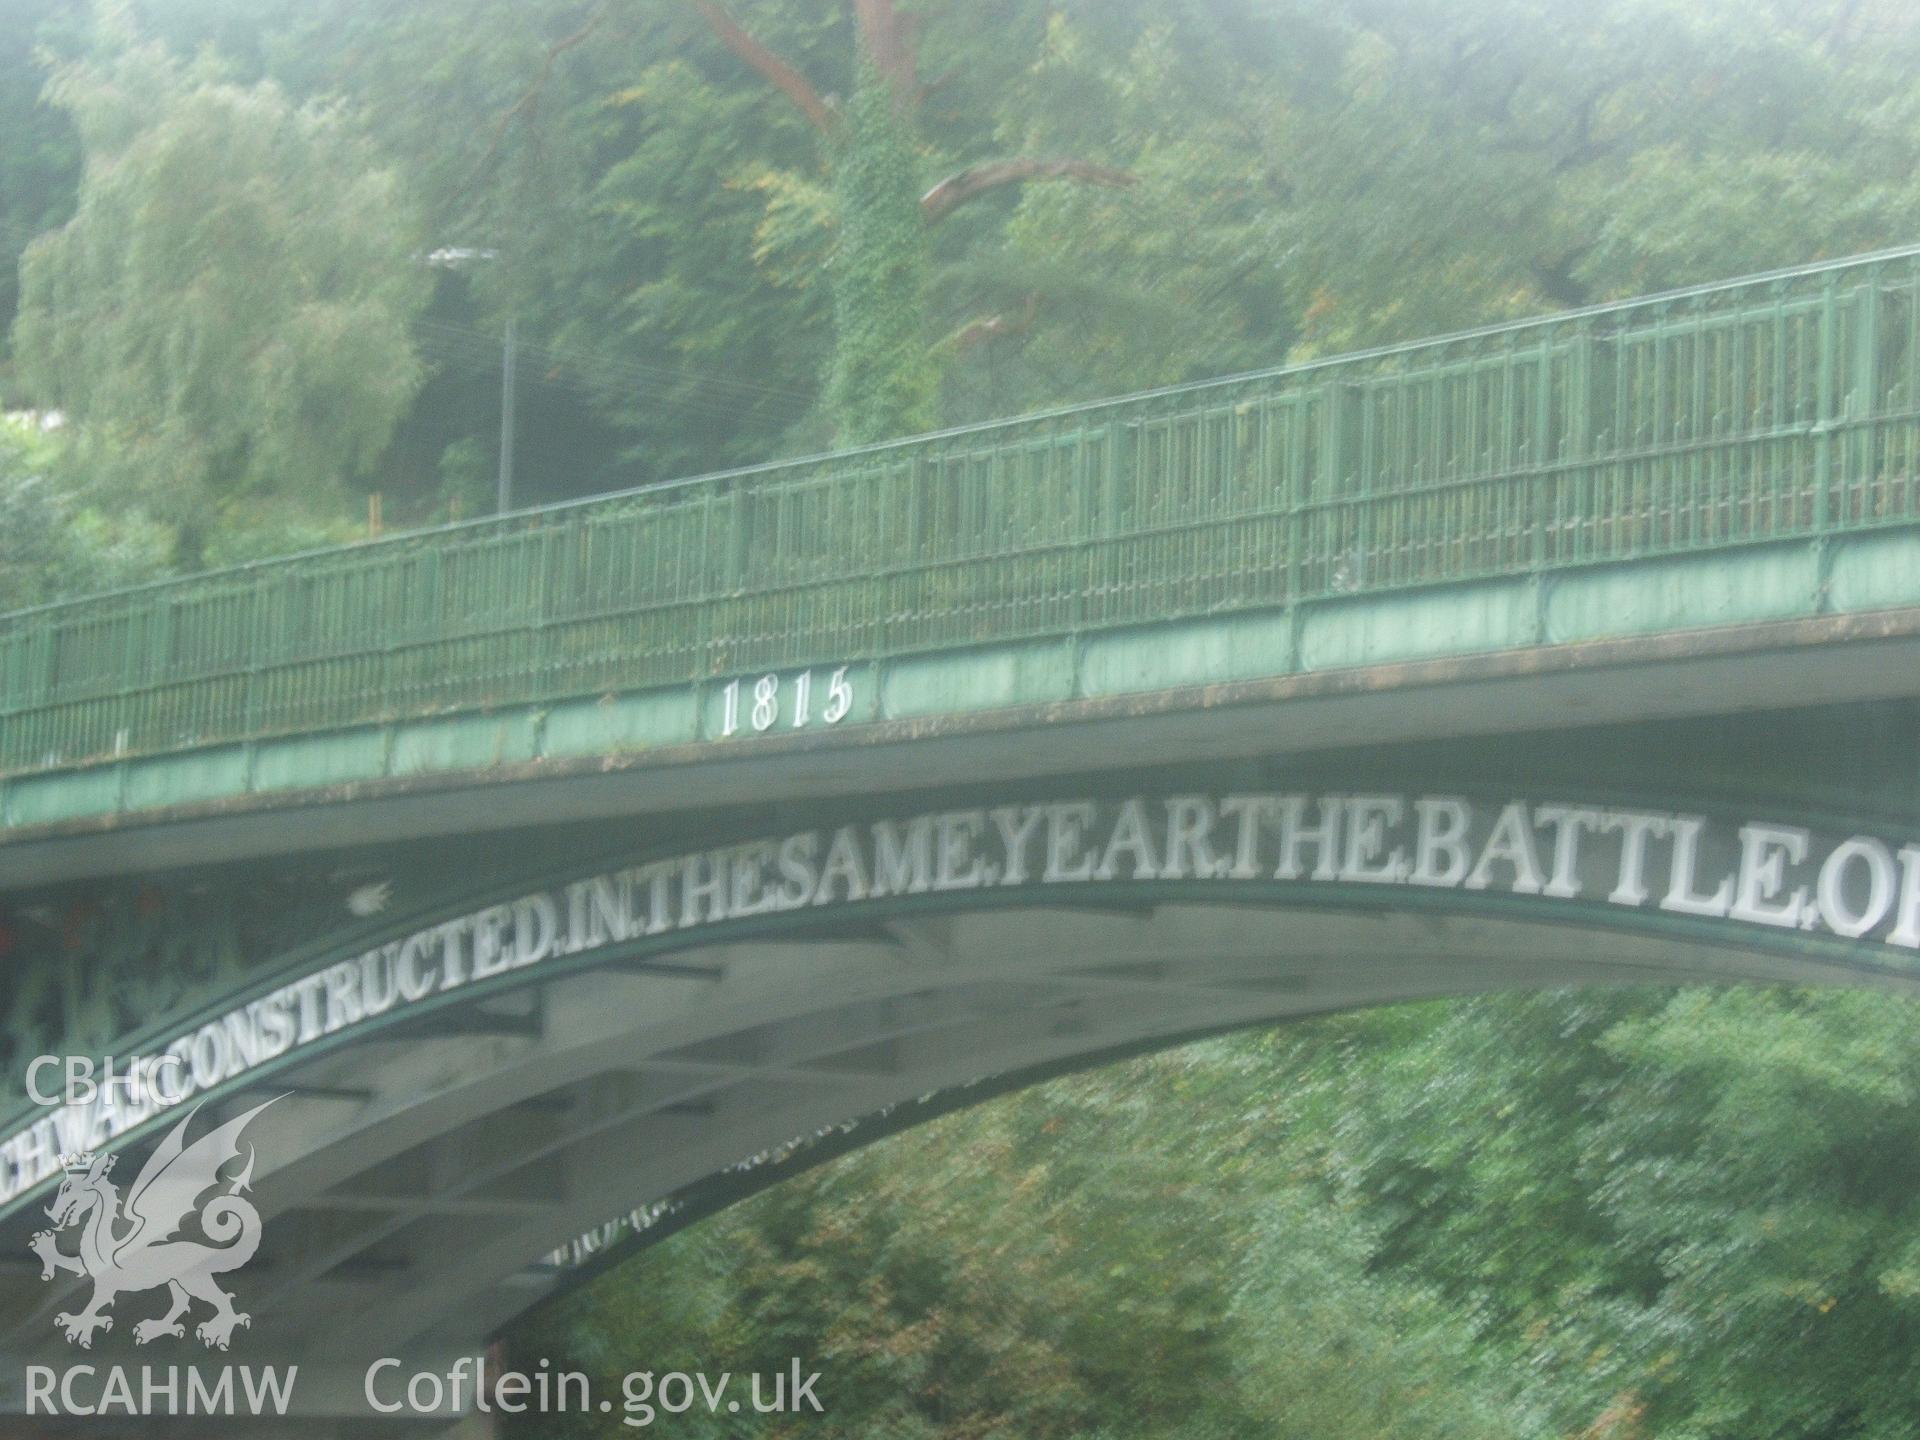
[4,247,1920,779]
[1816,273,1839,534]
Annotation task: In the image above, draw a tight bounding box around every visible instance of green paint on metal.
[4,247,1920,799]
[4,703,1916,1150]
[391,713,540,775]
[883,641,1075,719]
[1080,612,1294,695]
[1828,533,1920,613]
[4,765,120,826]
[249,729,390,793]
[1545,545,1816,641]
[1300,582,1535,671]
[123,748,251,812]
[545,689,699,758]
[7,548,1920,829]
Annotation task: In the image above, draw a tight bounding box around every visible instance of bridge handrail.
[5,244,1920,776]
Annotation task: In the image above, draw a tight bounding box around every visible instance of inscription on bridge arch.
[6,791,1919,1203]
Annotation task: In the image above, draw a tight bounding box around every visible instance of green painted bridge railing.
[6,246,1920,778]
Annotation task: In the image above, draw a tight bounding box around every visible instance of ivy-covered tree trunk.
[687,2,1133,450]
[823,71,938,446]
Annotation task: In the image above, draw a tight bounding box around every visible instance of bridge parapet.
[4,246,1920,813]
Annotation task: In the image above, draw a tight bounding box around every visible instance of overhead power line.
[0,218,816,430]
[411,317,816,427]
[414,329,808,430]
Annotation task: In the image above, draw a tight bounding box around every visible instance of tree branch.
[944,294,1041,352]
[692,0,835,135]
[476,4,611,181]
[853,0,917,113]
[922,158,1136,224]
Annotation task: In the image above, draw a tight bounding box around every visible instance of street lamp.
[425,247,515,513]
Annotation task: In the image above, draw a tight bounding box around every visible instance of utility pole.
[497,316,517,513]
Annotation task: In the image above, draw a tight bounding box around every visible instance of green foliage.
[555,40,829,481]
[12,19,429,563]
[1269,0,1920,351]
[976,0,1920,374]
[824,73,937,445]
[11,0,1920,549]
[1229,1192,1535,1440]
[0,0,82,381]
[514,985,1920,1440]
[513,1046,1536,1440]
[1252,985,1920,1439]
[1589,989,1920,1437]
[10,11,1920,1423]
[0,415,168,607]
[435,435,493,522]
[1273,993,1667,1424]
[944,6,1305,413]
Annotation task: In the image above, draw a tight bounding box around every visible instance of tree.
[12,21,430,565]
[1229,1191,1534,1440]
[973,0,1920,394]
[687,0,1132,444]
[943,3,1318,414]
[0,415,167,608]
[0,0,82,387]
[1587,988,1920,1438]
[1262,0,1920,352]
[511,1042,1542,1440]
[1267,982,1920,1439]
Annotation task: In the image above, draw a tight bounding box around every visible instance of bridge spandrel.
[2,724,1920,1393]
[5,251,1920,1415]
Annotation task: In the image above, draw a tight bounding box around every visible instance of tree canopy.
[13,21,428,564]
[510,984,1920,1440]
[10,0,1920,557]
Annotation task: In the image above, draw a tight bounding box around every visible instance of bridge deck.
[5,246,1920,829]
